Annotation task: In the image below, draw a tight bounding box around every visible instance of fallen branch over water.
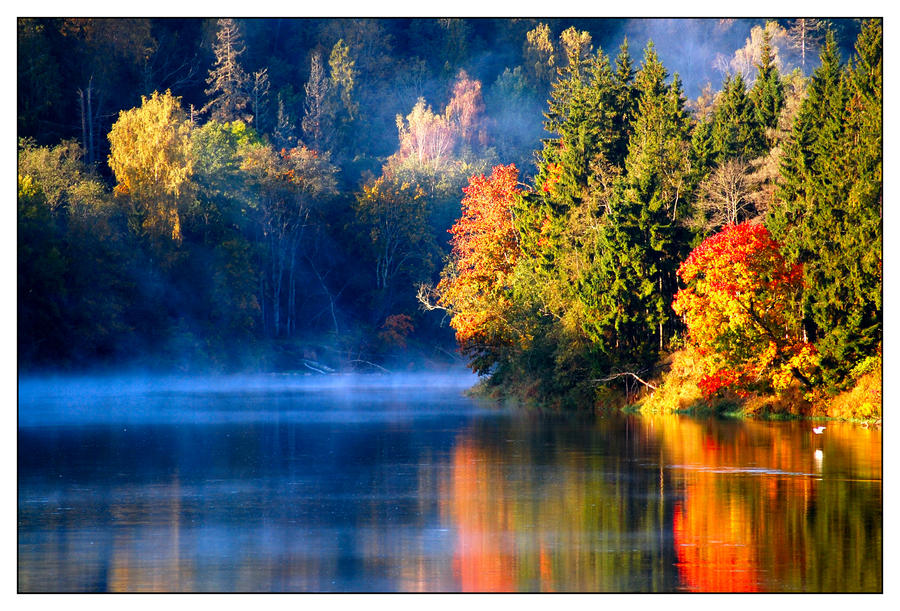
[347,359,391,373]
[593,371,658,391]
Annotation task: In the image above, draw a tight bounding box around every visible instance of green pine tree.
[711,73,765,163]
[576,42,693,366]
[767,24,882,387]
[749,26,785,140]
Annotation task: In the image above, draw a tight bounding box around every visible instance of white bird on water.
[812,426,826,434]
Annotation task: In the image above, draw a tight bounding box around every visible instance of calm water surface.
[18,374,882,592]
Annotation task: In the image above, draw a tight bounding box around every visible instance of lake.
[17,373,882,592]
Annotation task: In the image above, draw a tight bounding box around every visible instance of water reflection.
[18,385,881,592]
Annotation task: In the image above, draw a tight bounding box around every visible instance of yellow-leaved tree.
[108,90,195,244]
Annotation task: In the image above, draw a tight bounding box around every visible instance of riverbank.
[468,347,882,424]
[633,348,882,423]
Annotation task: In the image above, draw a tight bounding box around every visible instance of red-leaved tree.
[672,222,817,397]
[431,164,522,372]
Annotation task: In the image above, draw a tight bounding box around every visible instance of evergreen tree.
[711,73,765,162]
[688,117,715,192]
[767,24,882,387]
[577,43,692,365]
[773,30,844,214]
[749,27,785,138]
[203,18,250,123]
[610,37,638,167]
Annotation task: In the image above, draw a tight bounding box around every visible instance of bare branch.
[593,371,658,390]
[416,282,446,312]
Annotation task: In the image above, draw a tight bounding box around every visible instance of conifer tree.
[749,27,784,138]
[577,43,692,364]
[611,38,638,167]
[711,73,765,163]
[767,24,882,387]
[203,18,250,122]
[773,30,844,215]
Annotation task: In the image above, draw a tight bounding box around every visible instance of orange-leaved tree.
[672,221,817,398]
[434,164,523,373]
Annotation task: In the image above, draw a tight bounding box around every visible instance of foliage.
[673,222,816,398]
[434,164,522,373]
[355,173,434,297]
[826,352,881,420]
[767,21,882,388]
[16,17,881,404]
[107,90,195,244]
[378,313,415,349]
[395,98,456,172]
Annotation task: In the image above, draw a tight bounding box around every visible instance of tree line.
[428,20,881,409]
[18,18,879,397]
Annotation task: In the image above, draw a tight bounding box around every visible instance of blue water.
[18,373,882,592]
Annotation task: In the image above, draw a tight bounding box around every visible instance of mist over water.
[18,370,482,428]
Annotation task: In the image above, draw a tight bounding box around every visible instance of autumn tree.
[445,70,486,150]
[394,98,456,173]
[672,222,817,398]
[107,90,195,245]
[523,22,555,94]
[430,164,523,373]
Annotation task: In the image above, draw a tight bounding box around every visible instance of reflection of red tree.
[672,495,760,592]
[449,442,516,592]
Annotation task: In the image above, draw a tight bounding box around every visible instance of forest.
[17,17,882,419]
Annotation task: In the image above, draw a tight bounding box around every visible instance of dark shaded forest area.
[17,17,881,419]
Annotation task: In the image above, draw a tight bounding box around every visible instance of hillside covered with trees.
[18,18,881,419]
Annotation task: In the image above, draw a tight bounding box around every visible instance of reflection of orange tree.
[647,416,882,592]
[442,430,673,592]
[447,441,517,592]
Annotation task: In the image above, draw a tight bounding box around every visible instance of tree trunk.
[86,78,94,166]
[288,240,297,336]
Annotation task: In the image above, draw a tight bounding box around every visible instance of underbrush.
[637,347,882,422]
[820,355,882,421]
